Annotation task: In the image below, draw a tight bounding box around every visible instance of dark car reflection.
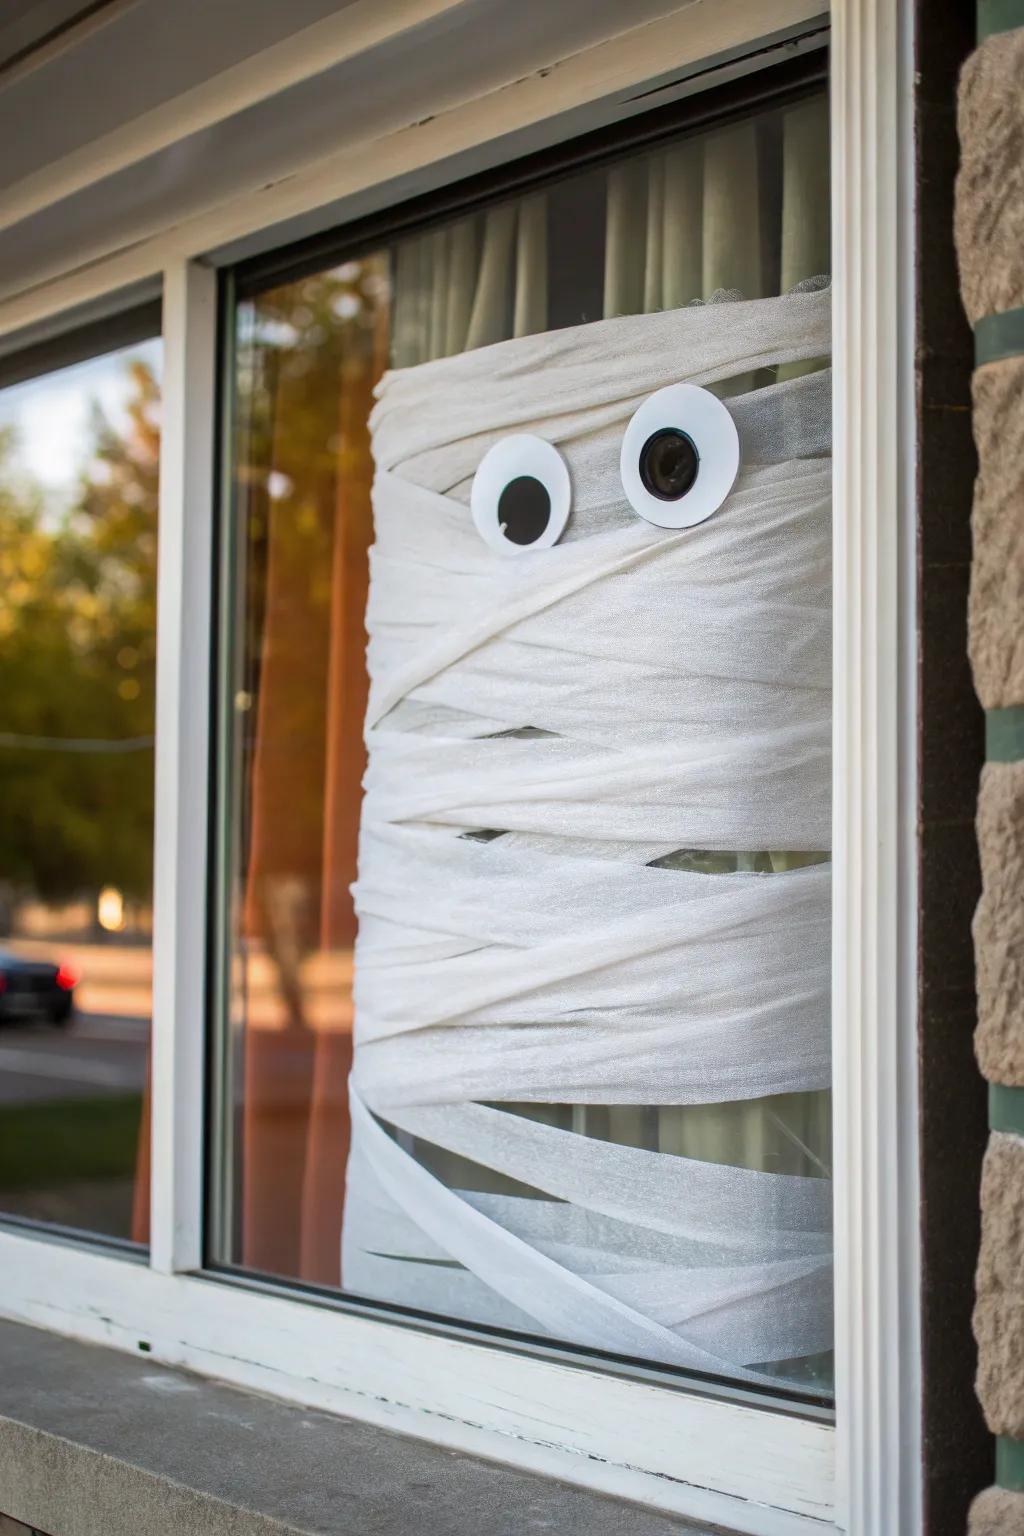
[0,950,77,1026]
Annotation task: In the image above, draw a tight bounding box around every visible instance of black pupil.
[638,428,699,501]
[497,475,551,545]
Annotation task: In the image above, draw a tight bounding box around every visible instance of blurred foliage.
[235,259,387,945]
[0,260,385,919]
[0,360,159,905]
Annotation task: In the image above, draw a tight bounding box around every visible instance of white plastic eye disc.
[619,383,740,530]
[471,434,571,556]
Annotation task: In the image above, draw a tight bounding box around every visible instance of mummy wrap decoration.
[344,284,833,1381]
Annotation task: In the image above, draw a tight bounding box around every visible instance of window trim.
[0,0,827,341]
[0,298,161,391]
[0,1239,835,1534]
[0,1,921,1530]
[148,257,217,1278]
[228,45,828,299]
[829,0,921,1528]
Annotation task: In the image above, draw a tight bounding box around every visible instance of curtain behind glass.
[392,192,548,365]
[393,97,828,359]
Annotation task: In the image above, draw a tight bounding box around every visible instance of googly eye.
[471,434,571,556]
[619,383,740,530]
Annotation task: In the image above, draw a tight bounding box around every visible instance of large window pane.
[213,91,833,1400]
[0,328,160,1242]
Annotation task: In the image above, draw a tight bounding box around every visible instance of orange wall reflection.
[230,257,388,1286]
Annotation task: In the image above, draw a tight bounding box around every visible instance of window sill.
[0,1318,719,1536]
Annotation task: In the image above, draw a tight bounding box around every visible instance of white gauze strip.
[345,288,833,1380]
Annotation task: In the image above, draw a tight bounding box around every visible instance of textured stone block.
[975,1133,1024,1434]
[975,762,1024,1084]
[970,1485,1024,1535]
[956,31,1024,325]
[969,359,1024,710]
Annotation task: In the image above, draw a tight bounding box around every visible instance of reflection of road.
[3,939,354,1035]
[0,1011,148,1106]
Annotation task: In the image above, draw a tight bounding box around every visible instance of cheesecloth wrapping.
[344,286,832,1382]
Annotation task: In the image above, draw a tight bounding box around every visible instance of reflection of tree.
[239,263,385,988]
[0,362,159,916]
[236,259,388,1284]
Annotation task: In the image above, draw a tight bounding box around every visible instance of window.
[0,309,162,1244]
[0,7,923,1528]
[210,85,833,1403]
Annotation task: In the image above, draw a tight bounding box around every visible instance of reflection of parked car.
[0,950,77,1026]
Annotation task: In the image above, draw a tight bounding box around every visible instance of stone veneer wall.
[954,11,1024,1533]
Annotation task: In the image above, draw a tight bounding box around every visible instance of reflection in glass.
[214,259,389,1283]
[0,336,161,1241]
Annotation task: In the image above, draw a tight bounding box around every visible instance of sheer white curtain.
[393,98,829,343]
[604,122,765,318]
[391,192,549,366]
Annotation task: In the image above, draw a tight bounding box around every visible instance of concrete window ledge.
[0,1320,721,1536]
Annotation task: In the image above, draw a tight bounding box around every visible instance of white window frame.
[0,2,920,1531]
